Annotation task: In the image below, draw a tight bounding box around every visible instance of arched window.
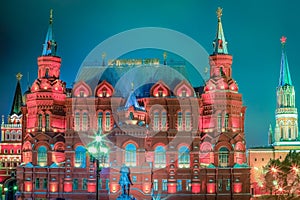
[45,114,50,131]
[105,112,111,131]
[38,114,43,131]
[5,131,9,140]
[185,112,191,131]
[217,113,222,132]
[75,112,80,131]
[73,179,78,190]
[125,143,136,167]
[82,112,88,131]
[153,112,159,131]
[219,147,229,167]
[37,146,47,167]
[177,112,183,131]
[75,146,86,168]
[161,112,167,131]
[154,146,166,168]
[224,114,229,130]
[178,146,190,168]
[288,127,292,139]
[45,68,49,78]
[98,112,103,131]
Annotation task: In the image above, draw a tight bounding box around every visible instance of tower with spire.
[199,7,250,198]
[0,73,23,197]
[272,36,299,144]
[248,37,300,195]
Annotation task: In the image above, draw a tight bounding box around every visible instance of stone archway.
[4,178,17,200]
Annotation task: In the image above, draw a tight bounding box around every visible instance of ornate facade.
[17,8,251,200]
[248,37,300,195]
[0,73,23,199]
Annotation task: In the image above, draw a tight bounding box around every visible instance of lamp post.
[87,132,109,200]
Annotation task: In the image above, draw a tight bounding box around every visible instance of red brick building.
[0,73,23,199]
[17,8,251,200]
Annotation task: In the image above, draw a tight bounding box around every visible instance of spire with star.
[279,36,292,86]
[42,9,57,56]
[212,7,228,54]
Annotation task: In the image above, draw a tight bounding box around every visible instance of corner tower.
[21,9,66,165]
[273,36,299,144]
[201,7,247,167]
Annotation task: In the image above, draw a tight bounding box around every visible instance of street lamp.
[87,131,109,200]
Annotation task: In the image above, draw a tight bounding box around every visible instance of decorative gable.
[150,81,170,97]
[95,80,114,97]
[174,80,193,97]
[73,81,92,97]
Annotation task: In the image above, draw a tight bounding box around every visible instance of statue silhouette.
[119,164,133,196]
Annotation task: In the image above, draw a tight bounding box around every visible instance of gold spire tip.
[16,72,23,81]
[50,9,53,23]
[102,52,106,59]
[216,7,223,20]
[163,52,167,60]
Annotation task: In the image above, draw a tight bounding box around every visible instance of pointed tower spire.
[268,124,273,145]
[42,9,57,56]
[279,36,292,86]
[10,73,23,116]
[213,7,228,54]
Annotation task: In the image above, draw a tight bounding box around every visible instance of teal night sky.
[0,0,298,147]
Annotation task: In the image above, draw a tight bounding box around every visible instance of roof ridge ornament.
[213,7,228,54]
[16,72,23,81]
[216,7,222,21]
[50,9,53,24]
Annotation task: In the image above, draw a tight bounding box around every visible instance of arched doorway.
[4,178,17,200]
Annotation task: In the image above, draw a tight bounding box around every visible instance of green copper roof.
[10,74,23,116]
[279,36,292,86]
[213,7,228,55]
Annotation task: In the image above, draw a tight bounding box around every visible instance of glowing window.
[185,112,191,131]
[75,146,86,168]
[186,180,191,191]
[75,112,80,131]
[178,146,190,168]
[162,179,168,191]
[98,112,103,131]
[154,146,166,168]
[161,112,167,131]
[82,112,88,131]
[177,112,183,131]
[37,146,47,167]
[153,112,159,131]
[105,112,111,131]
[125,144,136,167]
[224,114,229,130]
[45,114,50,131]
[38,114,43,131]
[217,114,222,131]
[177,180,182,191]
[218,147,229,167]
[153,179,158,191]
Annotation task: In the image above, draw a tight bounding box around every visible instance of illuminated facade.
[17,8,251,200]
[0,73,23,199]
[248,37,300,195]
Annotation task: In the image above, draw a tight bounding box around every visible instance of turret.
[37,9,61,80]
[274,36,298,143]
